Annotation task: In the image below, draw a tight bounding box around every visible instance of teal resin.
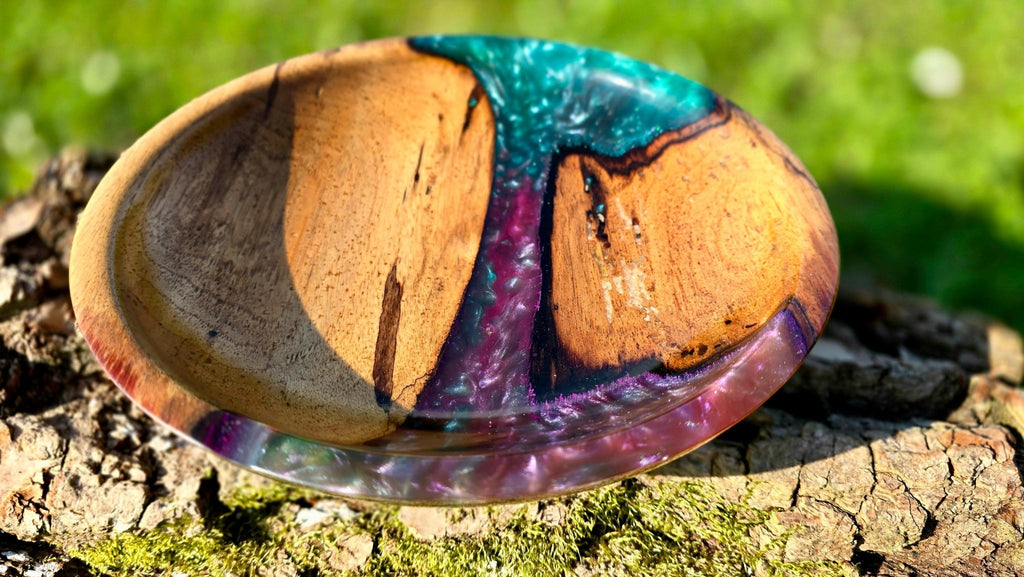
[409,35,714,160]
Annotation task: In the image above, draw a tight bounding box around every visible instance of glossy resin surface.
[70,36,839,504]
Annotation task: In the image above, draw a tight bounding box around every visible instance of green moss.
[73,481,305,576]
[73,517,274,576]
[362,479,848,577]
[75,478,850,576]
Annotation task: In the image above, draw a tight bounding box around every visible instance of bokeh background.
[2,1,1022,330]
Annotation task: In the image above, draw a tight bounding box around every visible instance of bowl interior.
[111,44,496,446]
[72,38,838,497]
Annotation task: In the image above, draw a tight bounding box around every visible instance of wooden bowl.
[70,36,838,504]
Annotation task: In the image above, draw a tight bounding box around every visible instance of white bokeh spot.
[81,50,122,96]
[910,47,964,99]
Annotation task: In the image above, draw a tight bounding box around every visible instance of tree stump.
[1,150,1022,576]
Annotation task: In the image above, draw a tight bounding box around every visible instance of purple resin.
[418,177,543,417]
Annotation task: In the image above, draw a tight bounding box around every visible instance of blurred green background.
[2,1,1022,330]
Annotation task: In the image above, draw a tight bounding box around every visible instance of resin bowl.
[70,36,839,504]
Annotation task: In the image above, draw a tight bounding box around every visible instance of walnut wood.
[543,100,838,380]
[70,40,494,444]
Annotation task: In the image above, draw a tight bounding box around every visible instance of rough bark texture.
[1,151,1023,575]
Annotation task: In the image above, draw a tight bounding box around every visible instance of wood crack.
[371,261,403,411]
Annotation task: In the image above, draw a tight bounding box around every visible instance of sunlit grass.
[3,1,1022,327]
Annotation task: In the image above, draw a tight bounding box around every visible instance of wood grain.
[71,40,495,445]
[282,49,494,428]
[535,98,838,389]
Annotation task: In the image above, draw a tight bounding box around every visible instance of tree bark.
[1,151,1022,575]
